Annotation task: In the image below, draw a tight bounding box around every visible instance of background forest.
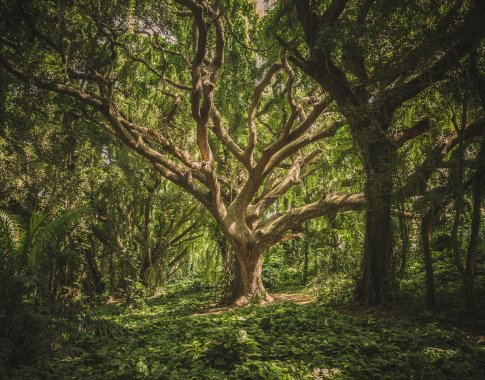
[0,0,484,378]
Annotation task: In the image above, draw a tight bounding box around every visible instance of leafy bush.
[0,209,84,376]
[166,277,214,295]
[0,309,53,375]
[200,328,260,370]
[309,273,354,305]
[263,266,279,290]
[124,279,148,309]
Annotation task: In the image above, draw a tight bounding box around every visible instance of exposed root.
[232,292,274,307]
[194,292,314,315]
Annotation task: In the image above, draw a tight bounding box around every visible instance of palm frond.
[20,213,47,261]
[0,210,24,254]
[29,210,85,272]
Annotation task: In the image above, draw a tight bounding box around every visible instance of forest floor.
[195,291,315,315]
[8,285,485,379]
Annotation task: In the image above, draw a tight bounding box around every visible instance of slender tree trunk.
[108,249,115,292]
[230,245,272,306]
[451,80,469,304]
[356,141,395,305]
[420,210,436,308]
[302,183,310,284]
[329,215,338,273]
[464,137,485,311]
[302,225,309,284]
[467,53,485,312]
[139,181,158,285]
[85,241,105,294]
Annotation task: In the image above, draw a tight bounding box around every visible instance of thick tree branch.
[383,2,485,111]
[248,150,320,222]
[399,118,485,197]
[245,62,284,164]
[393,119,430,148]
[257,193,364,249]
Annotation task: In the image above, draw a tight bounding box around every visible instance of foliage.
[6,287,485,379]
[0,0,484,377]
[309,273,354,305]
[0,209,82,375]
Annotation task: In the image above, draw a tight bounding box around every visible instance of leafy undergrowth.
[7,287,485,380]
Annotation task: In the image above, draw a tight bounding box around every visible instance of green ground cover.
[8,285,485,380]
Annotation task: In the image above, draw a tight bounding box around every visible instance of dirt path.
[194,292,315,315]
[272,292,315,305]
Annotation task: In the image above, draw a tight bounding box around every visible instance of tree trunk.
[85,242,105,294]
[230,246,273,306]
[466,54,485,312]
[214,231,239,304]
[420,210,436,309]
[355,141,395,305]
[302,225,309,285]
[139,181,157,286]
[329,215,338,273]
[464,137,485,311]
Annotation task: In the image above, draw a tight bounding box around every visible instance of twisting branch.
[211,105,247,166]
[257,193,365,249]
[383,1,485,113]
[393,119,430,148]
[245,61,284,165]
[263,119,345,175]
[174,0,227,220]
[399,118,485,197]
[247,149,321,223]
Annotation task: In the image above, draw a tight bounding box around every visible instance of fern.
[0,208,85,375]
[0,211,23,246]
[28,210,83,273]
[0,211,24,265]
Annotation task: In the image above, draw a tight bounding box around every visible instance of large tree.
[0,0,366,305]
[273,0,485,304]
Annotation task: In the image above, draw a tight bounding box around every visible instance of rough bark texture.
[355,141,395,305]
[217,237,242,305]
[464,137,485,311]
[230,247,273,306]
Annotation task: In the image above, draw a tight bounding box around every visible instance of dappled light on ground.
[195,292,315,316]
[8,288,485,379]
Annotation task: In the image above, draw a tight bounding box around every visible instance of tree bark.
[464,137,485,311]
[355,141,395,305]
[214,230,239,304]
[420,210,436,309]
[139,179,158,286]
[85,246,105,294]
[329,214,338,273]
[229,246,273,306]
